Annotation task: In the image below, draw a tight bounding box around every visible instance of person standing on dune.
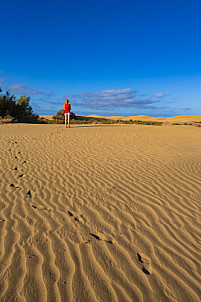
[64,99,71,128]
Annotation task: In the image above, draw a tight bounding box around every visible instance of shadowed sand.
[0,123,201,301]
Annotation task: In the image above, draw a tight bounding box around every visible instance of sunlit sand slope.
[0,123,201,301]
[88,114,201,122]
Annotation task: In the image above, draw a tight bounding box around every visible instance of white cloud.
[4,84,50,96]
[66,88,161,110]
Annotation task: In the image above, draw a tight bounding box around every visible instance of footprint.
[89,233,101,240]
[67,210,83,222]
[14,167,18,170]
[32,204,52,211]
[106,186,116,193]
[137,253,152,275]
[22,161,27,164]
[89,232,113,244]
[68,211,73,217]
[18,174,23,178]
[28,254,37,259]
[10,183,19,188]
[27,190,32,197]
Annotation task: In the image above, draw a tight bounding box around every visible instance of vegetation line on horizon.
[1,88,201,127]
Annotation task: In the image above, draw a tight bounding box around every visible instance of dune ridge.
[0,123,201,301]
[87,114,201,122]
[40,114,201,123]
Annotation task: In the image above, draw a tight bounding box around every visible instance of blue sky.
[0,0,201,116]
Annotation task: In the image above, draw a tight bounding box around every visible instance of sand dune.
[88,114,201,122]
[41,114,201,123]
[0,123,201,301]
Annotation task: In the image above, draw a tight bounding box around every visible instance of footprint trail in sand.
[0,123,201,302]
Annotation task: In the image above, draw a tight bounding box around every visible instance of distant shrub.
[131,120,162,126]
[101,120,117,124]
[172,122,182,125]
[52,109,75,123]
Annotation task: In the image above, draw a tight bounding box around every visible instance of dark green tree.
[0,89,16,117]
[0,88,39,122]
[16,95,38,122]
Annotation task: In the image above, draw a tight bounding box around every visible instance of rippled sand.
[0,123,201,301]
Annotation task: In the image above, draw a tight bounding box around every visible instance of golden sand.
[0,123,201,301]
[88,114,201,122]
[39,115,53,120]
[40,114,201,123]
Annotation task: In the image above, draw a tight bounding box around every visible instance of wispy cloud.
[66,88,161,110]
[0,77,7,83]
[4,84,50,96]
[0,70,4,74]
[154,92,167,98]
[182,107,191,111]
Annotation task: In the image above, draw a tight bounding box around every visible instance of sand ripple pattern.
[0,124,201,302]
